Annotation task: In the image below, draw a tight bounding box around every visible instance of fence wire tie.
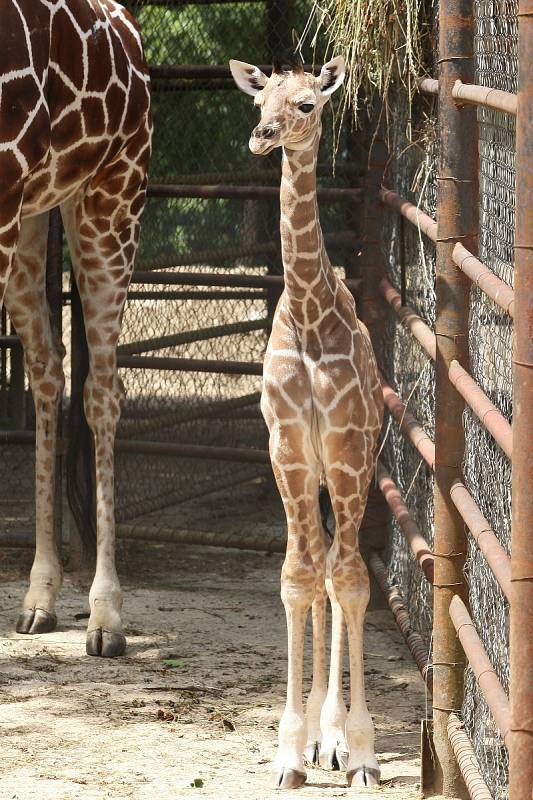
[433,582,466,589]
[433,551,467,559]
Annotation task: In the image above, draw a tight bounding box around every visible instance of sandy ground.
[0,541,427,800]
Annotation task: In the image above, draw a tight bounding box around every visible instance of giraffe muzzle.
[249,124,279,155]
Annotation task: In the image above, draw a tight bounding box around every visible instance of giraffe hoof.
[272,768,306,790]
[319,746,349,771]
[304,741,320,765]
[16,608,57,635]
[346,766,381,787]
[86,628,126,658]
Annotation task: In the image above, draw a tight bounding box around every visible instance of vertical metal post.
[509,2,533,797]
[432,0,478,796]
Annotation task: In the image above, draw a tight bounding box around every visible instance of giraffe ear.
[318,56,345,97]
[229,60,268,96]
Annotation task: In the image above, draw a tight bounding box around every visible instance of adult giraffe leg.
[61,138,148,657]
[326,452,380,788]
[270,455,323,789]
[5,213,65,634]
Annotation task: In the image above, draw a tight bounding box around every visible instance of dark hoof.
[16,608,57,635]
[346,766,381,787]
[86,628,126,658]
[320,747,349,771]
[304,741,320,765]
[272,768,306,790]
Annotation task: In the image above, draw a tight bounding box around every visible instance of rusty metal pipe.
[147,183,361,203]
[129,271,361,294]
[377,462,434,583]
[368,551,432,692]
[379,188,438,242]
[452,79,517,115]
[446,713,493,800]
[379,373,435,469]
[448,360,513,459]
[117,318,268,357]
[450,480,512,602]
[378,277,437,360]
[116,522,285,555]
[117,356,263,376]
[509,3,533,796]
[417,77,439,95]
[449,595,511,743]
[114,439,271,464]
[452,242,515,317]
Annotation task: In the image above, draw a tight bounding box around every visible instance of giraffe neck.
[280,133,335,326]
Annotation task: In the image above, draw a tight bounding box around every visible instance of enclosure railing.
[371,1,532,796]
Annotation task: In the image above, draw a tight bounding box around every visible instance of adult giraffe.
[0,0,152,657]
[230,55,383,788]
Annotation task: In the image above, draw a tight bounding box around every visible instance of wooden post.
[432,0,478,795]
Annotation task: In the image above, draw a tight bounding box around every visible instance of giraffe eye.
[299,103,314,114]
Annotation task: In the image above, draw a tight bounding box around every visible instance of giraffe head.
[229,54,345,155]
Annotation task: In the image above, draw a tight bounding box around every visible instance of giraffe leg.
[303,583,328,765]
[0,183,23,307]
[61,141,147,658]
[4,214,64,634]
[269,457,323,789]
[326,459,380,788]
[319,573,349,770]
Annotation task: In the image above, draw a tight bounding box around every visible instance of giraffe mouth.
[249,137,278,156]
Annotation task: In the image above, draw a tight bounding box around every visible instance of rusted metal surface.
[148,183,361,203]
[380,373,435,469]
[446,713,493,800]
[378,277,437,360]
[450,479,512,601]
[379,188,438,242]
[377,461,434,583]
[452,242,515,317]
[114,439,270,464]
[418,77,440,95]
[117,522,285,554]
[117,355,263,376]
[368,551,432,692]
[452,79,517,115]
[117,318,268,357]
[448,360,513,459]
[449,595,511,742]
[432,1,478,795]
[509,2,533,796]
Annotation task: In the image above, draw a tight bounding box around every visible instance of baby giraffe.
[230,55,383,789]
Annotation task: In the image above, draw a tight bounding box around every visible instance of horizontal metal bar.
[453,79,517,115]
[449,595,510,743]
[0,335,21,348]
[450,479,512,601]
[117,522,284,554]
[0,532,34,548]
[379,373,436,469]
[417,77,439,95]
[148,183,361,203]
[0,430,34,444]
[118,355,263,375]
[368,551,432,692]
[448,360,513,459]
[114,438,270,464]
[452,242,515,317]
[149,64,321,80]
[133,0,265,7]
[379,188,437,242]
[130,270,362,294]
[126,289,267,301]
[117,317,268,356]
[378,277,436,360]
[447,713,493,800]
[377,461,434,583]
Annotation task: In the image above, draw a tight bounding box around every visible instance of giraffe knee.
[83,368,124,435]
[26,348,65,410]
[329,552,370,608]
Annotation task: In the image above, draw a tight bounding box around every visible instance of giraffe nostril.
[254,125,275,140]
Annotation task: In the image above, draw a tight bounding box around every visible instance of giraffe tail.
[319,481,334,541]
[66,279,97,558]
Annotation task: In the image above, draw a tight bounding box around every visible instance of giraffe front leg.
[304,585,328,765]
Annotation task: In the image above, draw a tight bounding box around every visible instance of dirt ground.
[0,541,427,800]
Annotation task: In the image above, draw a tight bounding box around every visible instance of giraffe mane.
[272,51,304,75]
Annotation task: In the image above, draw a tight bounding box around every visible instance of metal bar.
[378,277,437,360]
[0,532,34,549]
[130,0,265,7]
[0,335,20,348]
[448,360,512,459]
[510,3,533,796]
[446,713,493,800]
[126,290,267,301]
[450,479,512,601]
[147,183,361,203]
[149,64,320,80]
[379,188,438,242]
[433,1,478,794]
[377,462,434,583]
[118,356,263,376]
[368,551,432,692]
[452,80,517,115]
[452,242,515,317]
[117,522,284,554]
[114,439,271,464]
[379,373,436,469]
[0,430,34,443]
[129,270,362,294]
[117,318,268,356]
[449,595,511,742]
[418,77,440,95]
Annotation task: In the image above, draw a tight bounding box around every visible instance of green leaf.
[162,658,184,669]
